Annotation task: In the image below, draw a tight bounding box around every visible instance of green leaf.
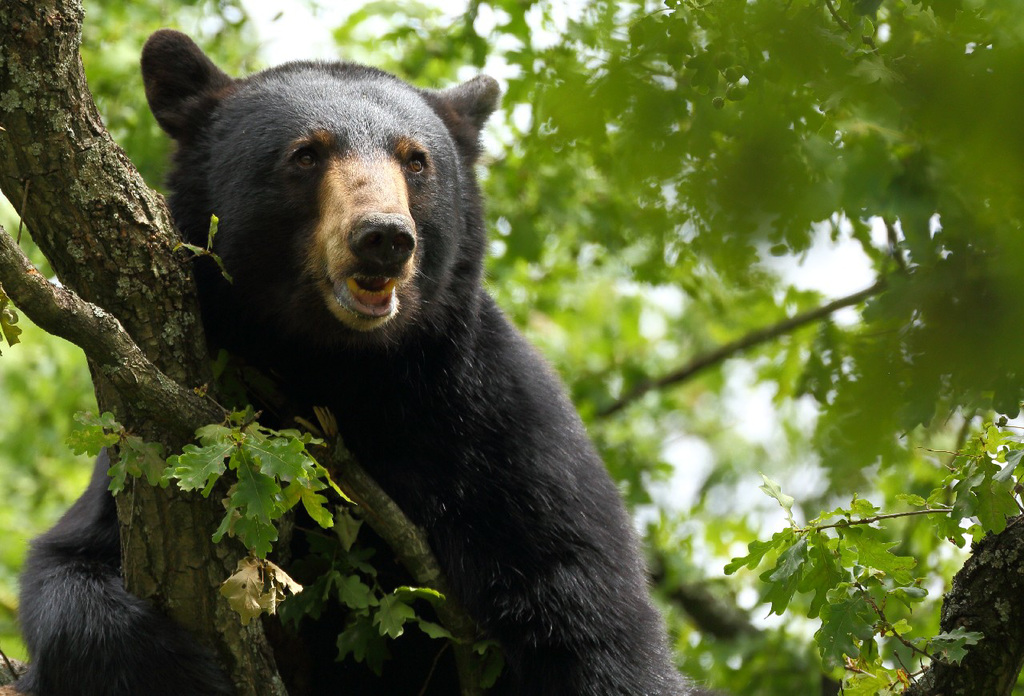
[768,536,808,583]
[337,614,390,676]
[227,513,278,558]
[1004,448,1024,470]
[119,436,165,487]
[336,574,374,610]
[929,627,983,665]
[0,287,22,353]
[106,453,129,493]
[815,593,875,667]
[895,493,927,507]
[849,55,898,86]
[230,457,281,524]
[472,639,505,688]
[843,526,916,585]
[799,534,845,619]
[242,435,314,481]
[196,423,233,445]
[301,489,334,529]
[416,619,453,641]
[394,586,445,603]
[374,593,417,639]
[725,530,795,575]
[334,507,363,551]
[889,584,928,609]
[978,483,1020,533]
[759,474,795,525]
[207,213,220,249]
[72,410,121,430]
[66,424,119,457]
[314,462,351,502]
[761,536,808,615]
[849,496,879,517]
[843,671,899,696]
[167,440,234,495]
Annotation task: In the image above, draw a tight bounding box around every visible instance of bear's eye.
[293,148,318,169]
[406,152,427,174]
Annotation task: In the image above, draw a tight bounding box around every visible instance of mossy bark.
[0,2,284,694]
[904,519,1024,696]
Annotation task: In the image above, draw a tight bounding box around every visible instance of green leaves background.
[4,0,1024,692]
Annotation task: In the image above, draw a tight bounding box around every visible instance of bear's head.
[141,30,499,352]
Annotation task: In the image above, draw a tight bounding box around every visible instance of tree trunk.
[0,2,284,694]
[905,518,1024,696]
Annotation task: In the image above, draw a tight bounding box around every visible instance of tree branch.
[0,4,286,693]
[0,652,25,688]
[0,225,221,438]
[904,517,1024,696]
[0,0,208,389]
[598,279,887,417]
[326,433,485,696]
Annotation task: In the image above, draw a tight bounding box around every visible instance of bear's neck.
[223,289,495,427]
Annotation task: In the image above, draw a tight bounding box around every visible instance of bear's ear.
[141,29,234,141]
[426,75,501,162]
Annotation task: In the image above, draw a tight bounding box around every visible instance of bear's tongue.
[344,277,396,316]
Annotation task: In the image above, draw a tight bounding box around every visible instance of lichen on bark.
[0,2,285,694]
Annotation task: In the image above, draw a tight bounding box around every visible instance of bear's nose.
[349,214,416,272]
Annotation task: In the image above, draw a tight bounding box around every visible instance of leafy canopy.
[4,0,1024,692]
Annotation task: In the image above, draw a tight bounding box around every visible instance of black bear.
[18,29,697,696]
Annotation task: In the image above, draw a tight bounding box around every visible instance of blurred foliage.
[326,0,1024,691]
[0,314,96,660]
[4,0,1024,691]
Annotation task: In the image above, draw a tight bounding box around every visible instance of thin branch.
[884,217,909,273]
[16,179,29,245]
[801,506,953,534]
[418,643,451,696]
[0,647,17,683]
[316,406,483,695]
[855,581,937,663]
[0,224,221,437]
[823,0,853,32]
[823,0,877,51]
[599,279,887,417]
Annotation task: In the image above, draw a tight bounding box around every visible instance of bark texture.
[905,518,1024,696]
[0,2,284,694]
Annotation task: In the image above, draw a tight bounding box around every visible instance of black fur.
[17,452,233,696]
[18,29,695,695]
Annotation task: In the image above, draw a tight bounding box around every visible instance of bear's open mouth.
[333,275,399,319]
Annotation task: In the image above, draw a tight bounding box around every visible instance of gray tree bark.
[904,518,1024,696]
[0,2,285,694]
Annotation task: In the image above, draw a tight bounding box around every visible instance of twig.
[16,179,29,245]
[328,438,484,696]
[599,279,887,417]
[418,642,451,696]
[855,581,937,662]
[884,217,908,273]
[802,506,952,533]
[0,646,17,681]
[823,0,853,32]
[0,224,222,436]
[823,0,877,50]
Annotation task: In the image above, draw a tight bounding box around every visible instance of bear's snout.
[349,213,416,274]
